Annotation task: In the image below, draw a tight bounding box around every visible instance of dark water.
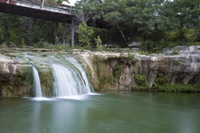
[0,92,200,133]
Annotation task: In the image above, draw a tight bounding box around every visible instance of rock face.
[78,46,200,91]
[0,54,33,97]
[1,46,200,97]
[0,52,54,98]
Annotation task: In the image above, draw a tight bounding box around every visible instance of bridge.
[0,0,75,45]
[0,0,74,22]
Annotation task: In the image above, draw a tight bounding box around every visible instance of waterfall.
[66,57,93,93]
[32,65,42,97]
[52,57,93,97]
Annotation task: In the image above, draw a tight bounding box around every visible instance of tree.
[74,0,103,23]
[76,22,94,48]
[100,0,128,43]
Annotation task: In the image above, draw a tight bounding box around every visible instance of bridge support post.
[71,19,75,47]
[62,22,67,45]
[54,22,58,45]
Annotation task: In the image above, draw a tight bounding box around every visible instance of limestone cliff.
[78,46,200,92]
[0,54,33,97]
[0,46,200,97]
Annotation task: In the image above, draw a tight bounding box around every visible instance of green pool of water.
[0,92,199,133]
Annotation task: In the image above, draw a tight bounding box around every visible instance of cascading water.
[52,57,93,97]
[66,57,93,93]
[32,65,42,97]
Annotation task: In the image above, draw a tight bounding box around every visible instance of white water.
[32,66,42,97]
[66,57,94,93]
[52,58,93,97]
[81,53,95,78]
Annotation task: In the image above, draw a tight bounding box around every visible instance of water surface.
[0,92,199,133]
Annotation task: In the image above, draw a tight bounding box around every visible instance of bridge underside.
[0,2,73,23]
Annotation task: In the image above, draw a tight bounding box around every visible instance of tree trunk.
[62,22,66,45]
[55,22,58,45]
[71,20,75,47]
[116,23,127,43]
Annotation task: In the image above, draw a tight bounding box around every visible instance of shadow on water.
[0,92,200,133]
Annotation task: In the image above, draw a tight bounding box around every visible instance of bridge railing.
[0,0,73,14]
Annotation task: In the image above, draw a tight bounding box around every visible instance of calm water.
[0,92,200,133]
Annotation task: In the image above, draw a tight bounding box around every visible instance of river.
[0,92,199,133]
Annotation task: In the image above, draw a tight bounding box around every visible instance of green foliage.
[152,73,199,92]
[1,43,8,49]
[96,44,103,52]
[95,36,104,52]
[39,68,54,96]
[156,73,168,85]
[127,48,135,58]
[165,29,196,42]
[131,85,149,91]
[76,22,94,49]
[172,50,179,55]
[140,41,165,53]
[158,84,200,93]
[96,44,108,52]
[15,66,33,86]
[152,73,167,90]
[131,73,149,91]
[113,65,123,79]
[95,36,102,46]
[0,0,199,49]
[101,75,116,85]
[134,74,146,86]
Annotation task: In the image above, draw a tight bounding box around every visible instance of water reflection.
[0,92,200,133]
[30,102,41,133]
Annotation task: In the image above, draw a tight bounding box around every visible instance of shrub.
[113,65,123,79]
[131,74,149,91]
[131,85,149,91]
[159,84,199,93]
[76,22,94,48]
[134,74,146,86]
[1,43,8,49]
[152,73,199,92]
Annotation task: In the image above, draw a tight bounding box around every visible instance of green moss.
[38,67,54,97]
[1,65,34,97]
[102,75,116,84]
[15,65,33,86]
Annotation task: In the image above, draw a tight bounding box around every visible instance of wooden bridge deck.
[0,0,74,22]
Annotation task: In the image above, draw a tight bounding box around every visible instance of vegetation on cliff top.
[0,0,199,53]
